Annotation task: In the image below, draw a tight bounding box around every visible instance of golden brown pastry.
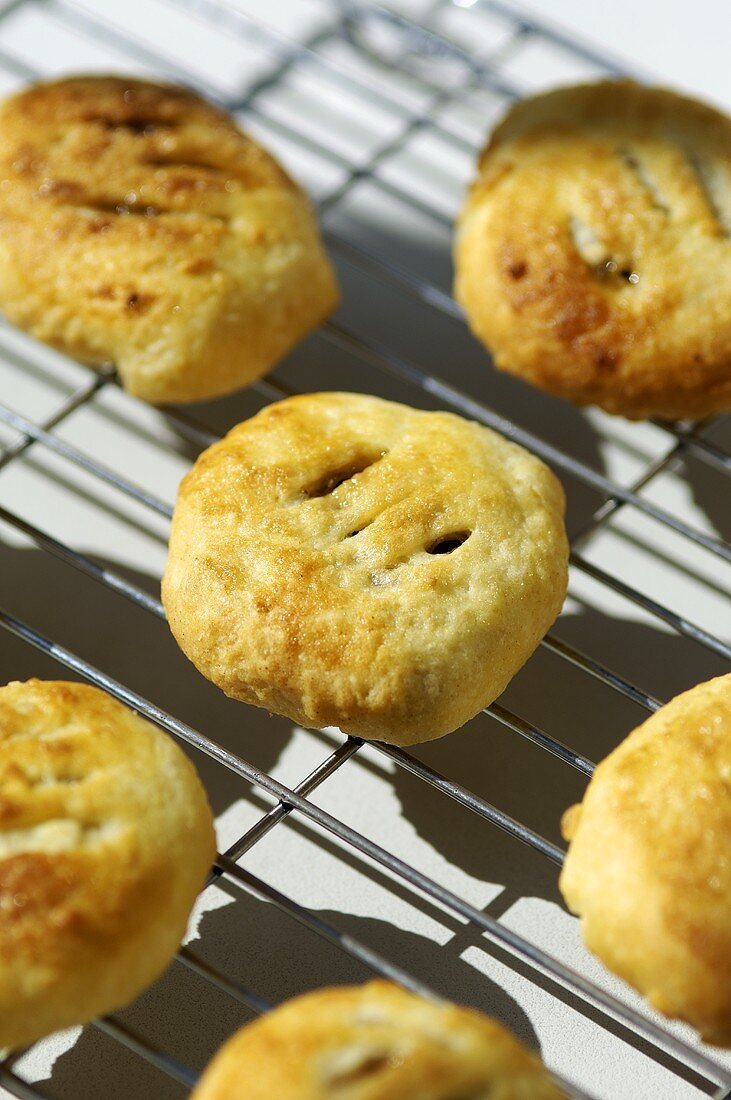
[0,678,216,1050]
[0,76,339,403]
[455,80,731,420]
[162,391,568,745]
[191,981,566,1099]
[560,673,731,1045]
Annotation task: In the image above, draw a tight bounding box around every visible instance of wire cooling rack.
[0,1,729,1098]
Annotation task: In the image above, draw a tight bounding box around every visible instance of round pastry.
[455,80,731,420]
[560,674,731,1045]
[162,391,568,745]
[191,980,565,1099]
[0,678,216,1050]
[0,76,339,404]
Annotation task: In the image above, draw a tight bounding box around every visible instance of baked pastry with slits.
[455,80,731,420]
[162,391,568,745]
[0,76,338,403]
[191,981,566,1099]
[0,679,215,1050]
[560,673,731,1046]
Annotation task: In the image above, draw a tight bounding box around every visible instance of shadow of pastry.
[38,887,539,1099]
[675,442,731,545]
[342,600,729,891]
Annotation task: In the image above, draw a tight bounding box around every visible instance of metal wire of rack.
[0,1,729,1098]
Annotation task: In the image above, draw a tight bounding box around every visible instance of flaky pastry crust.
[0,679,215,1049]
[455,80,731,419]
[0,76,339,403]
[162,391,568,744]
[560,673,731,1045]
